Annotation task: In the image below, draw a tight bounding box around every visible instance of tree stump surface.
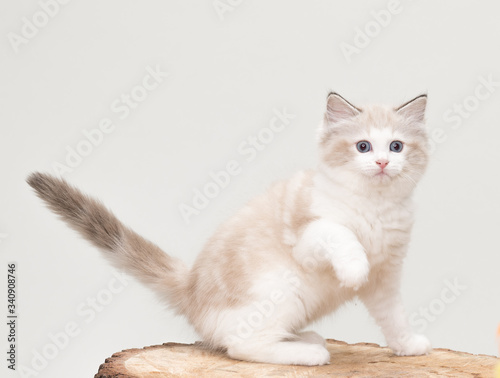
[95,339,498,377]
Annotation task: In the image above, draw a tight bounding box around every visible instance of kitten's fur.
[28,93,431,366]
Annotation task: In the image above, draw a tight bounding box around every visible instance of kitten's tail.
[27,172,189,313]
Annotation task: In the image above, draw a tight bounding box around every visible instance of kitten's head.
[318,93,429,195]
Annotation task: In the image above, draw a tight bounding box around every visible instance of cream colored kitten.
[28,93,431,366]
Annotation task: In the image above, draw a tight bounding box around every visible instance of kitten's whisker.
[400,172,417,188]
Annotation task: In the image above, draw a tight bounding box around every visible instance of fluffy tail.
[27,172,189,313]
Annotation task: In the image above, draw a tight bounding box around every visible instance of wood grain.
[95,339,498,377]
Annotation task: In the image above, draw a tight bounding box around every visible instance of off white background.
[1,1,500,377]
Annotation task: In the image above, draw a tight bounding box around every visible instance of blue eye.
[390,141,403,153]
[356,141,371,153]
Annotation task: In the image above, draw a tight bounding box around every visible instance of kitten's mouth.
[373,170,392,181]
[363,170,391,180]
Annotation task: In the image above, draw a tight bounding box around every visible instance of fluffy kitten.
[28,93,431,366]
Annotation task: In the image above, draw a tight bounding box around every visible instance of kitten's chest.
[353,200,414,262]
[310,182,415,263]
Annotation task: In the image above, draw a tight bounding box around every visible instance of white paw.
[334,254,369,290]
[297,344,330,366]
[391,334,432,356]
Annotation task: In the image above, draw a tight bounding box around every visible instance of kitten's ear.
[325,92,361,124]
[396,94,427,123]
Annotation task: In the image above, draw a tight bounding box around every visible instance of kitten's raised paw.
[334,255,369,290]
[391,334,432,356]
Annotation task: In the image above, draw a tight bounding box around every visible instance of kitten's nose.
[376,159,389,169]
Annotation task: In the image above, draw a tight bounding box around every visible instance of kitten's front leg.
[293,219,369,290]
[359,265,431,356]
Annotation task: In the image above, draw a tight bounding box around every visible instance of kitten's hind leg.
[227,336,330,366]
[296,330,327,346]
[214,271,329,365]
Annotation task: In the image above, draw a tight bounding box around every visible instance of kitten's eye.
[390,141,403,153]
[356,141,371,153]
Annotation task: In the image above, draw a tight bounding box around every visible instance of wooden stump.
[95,339,499,377]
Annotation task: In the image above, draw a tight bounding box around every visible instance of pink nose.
[376,160,389,169]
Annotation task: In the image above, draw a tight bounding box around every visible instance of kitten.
[27,93,431,366]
